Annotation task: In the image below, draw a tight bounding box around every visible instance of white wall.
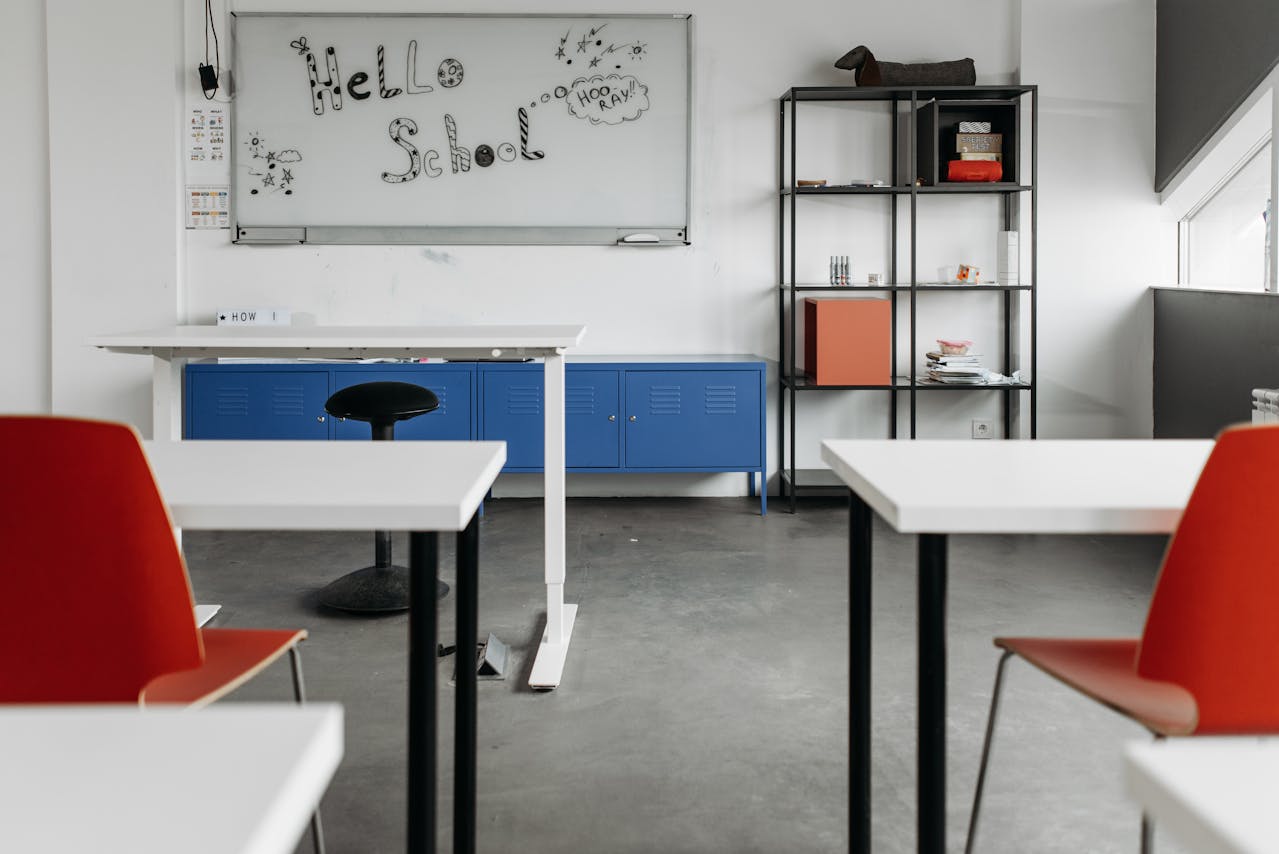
[1022,0,1172,438]
[46,0,185,430]
[13,0,1168,492]
[1,0,51,413]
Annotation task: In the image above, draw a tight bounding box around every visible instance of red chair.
[964,423,1279,854]
[0,415,325,853]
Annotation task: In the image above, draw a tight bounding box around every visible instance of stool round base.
[318,564,449,612]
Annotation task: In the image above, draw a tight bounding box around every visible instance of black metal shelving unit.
[778,84,1038,511]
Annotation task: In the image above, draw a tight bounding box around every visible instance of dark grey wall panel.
[1153,288,1279,437]
[1156,0,1279,191]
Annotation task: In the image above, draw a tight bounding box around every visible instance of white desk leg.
[156,354,222,623]
[152,353,184,442]
[529,349,577,689]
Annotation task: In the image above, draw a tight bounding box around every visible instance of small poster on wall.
[188,106,227,162]
[187,185,230,229]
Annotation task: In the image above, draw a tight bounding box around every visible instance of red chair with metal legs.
[964,422,1279,854]
[0,416,325,854]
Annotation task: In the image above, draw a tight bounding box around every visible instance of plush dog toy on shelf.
[835,45,975,86]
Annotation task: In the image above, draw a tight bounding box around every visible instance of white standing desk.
[144,439,505,854]
[0,703,342,854]
[1125,738,1279,854]
[91,324,586,689]
[819,438,1214,854]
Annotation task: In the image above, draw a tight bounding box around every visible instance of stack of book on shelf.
[925,349,986,384]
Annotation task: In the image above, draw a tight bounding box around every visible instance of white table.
[1125,738,1279,854]
[144,439,505,854]
[0,703,342,854]
[91,324,586,689]
[819,438,1214,854]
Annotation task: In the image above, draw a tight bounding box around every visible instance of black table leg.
[454,514,480,854]
[849,490,872,854]
[918,534,948,854]
[408,531,439,854]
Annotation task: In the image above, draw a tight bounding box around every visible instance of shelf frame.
[777,84,1038,513]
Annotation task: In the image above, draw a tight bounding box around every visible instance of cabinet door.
[481,368,620,470]
[332,366,472,440]
[624,370,762,469]
[187,370,330,439]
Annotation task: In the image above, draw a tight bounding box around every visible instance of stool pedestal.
[318,382,448,613]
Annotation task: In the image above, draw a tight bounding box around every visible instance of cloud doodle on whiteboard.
[243,132,303,196]
[566,74,649,125]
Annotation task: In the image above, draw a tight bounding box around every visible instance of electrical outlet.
[972,419,995,439]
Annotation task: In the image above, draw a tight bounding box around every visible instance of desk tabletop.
[820,439,1213,534]
[0,703,342,854]
[144,440,505,531]
[89,323,587,359]
[1125,738,1279,854]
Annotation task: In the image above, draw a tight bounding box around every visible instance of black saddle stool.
[320,381,444,612]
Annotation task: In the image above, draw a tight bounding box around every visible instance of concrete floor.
[183,497,1192,854]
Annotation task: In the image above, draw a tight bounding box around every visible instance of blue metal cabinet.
[331,364,473,441]
[480,366,620,471]
[186,368,330,439]
[624,370,763,470]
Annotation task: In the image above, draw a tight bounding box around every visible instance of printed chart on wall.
[231,13,692,244]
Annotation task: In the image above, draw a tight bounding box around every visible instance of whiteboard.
[230,13,692,245]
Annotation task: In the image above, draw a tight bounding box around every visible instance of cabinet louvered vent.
[215,386,250,417]
[705,385,738,415]
[506,385,541,416]
[430,387,446,414]
[272,385,307,417]
[566,386,596,416]
[648,385,681,415]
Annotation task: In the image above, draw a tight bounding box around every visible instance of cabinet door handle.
[608,415,616,421]
[316,415,326,423]
[628,415,637,422]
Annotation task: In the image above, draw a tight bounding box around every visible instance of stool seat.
[318,380,445,613]
[325,381,439,425]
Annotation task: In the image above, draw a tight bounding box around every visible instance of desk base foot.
[528,604,578,690]
[194,604,221,626]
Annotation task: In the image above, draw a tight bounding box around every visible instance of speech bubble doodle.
[565,74,649,125]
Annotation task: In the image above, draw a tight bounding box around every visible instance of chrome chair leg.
[290,646,327,854]
[964,650,1015,854]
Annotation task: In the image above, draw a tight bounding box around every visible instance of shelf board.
[783,375,1032,392]
[913,381,1033,391]
[782,185,908,196]
[913,283,1032,291]
[781,183,1032,196]
[779,468,848,490]
[781,85,1035,103]
[780,284,909,292]
[784,375,909,391]
[917,183,1032,194]
[781,283,1031,292]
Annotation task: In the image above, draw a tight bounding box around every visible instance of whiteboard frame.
[229,12,693,246]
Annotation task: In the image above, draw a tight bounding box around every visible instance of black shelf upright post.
[777,93,787,510]
[788,93,799,512]
[909,91,919,439]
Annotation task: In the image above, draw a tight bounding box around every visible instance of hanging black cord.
[202,0,221,100]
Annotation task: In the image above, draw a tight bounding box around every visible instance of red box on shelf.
[803,298,891,385]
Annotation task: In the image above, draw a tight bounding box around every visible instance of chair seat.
[324,381,439,424]
[995,637,1198,736]
[141,627,307,707]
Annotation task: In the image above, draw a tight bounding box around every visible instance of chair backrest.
[0,416,203,702]
[1138,423,1279,733]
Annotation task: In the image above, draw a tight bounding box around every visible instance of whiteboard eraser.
[618,233,661,244]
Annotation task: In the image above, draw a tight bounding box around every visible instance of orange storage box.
[803,298,891,385]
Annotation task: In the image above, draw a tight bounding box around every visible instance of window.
[1183,140,1272,291]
